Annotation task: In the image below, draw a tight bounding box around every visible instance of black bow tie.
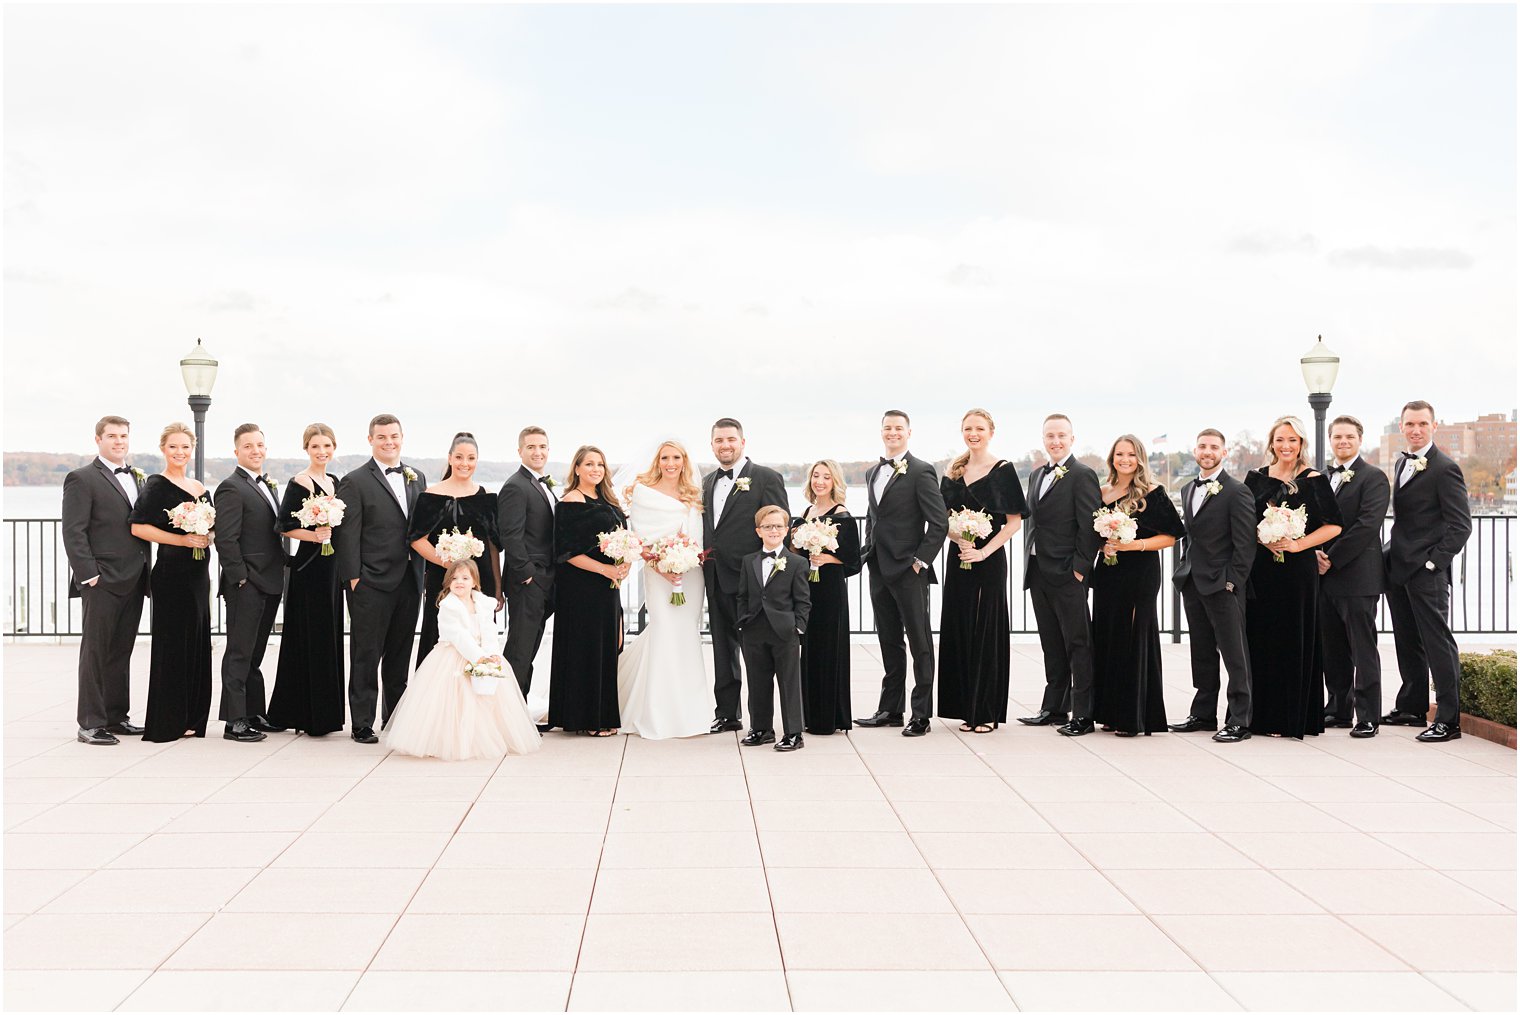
[766,550,781,560]
[715,468,734,481]
[1195,476,1213,487]
[1401,451,1419,460]
[879,457,897,468]
[113,466,131,475]
[1330,464,1348,474]
[537,475,552,486]
[384,466,403,475]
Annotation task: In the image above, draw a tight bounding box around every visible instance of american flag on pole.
[1152,434,1168,449]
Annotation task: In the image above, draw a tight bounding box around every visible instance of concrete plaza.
[3,638,1515,1012]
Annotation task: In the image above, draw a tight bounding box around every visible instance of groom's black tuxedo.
[1385,445,1471,726]
[863,452,947,721]
[61,458,150,732]
[737,547,811,737]
[498,466,557,696]
[701,458,788,724]
[1022,458,1102,718]
[214,468,286,722]
[336,460,426,731]
[1173,470,1257,727]
[1320,458,1390,725]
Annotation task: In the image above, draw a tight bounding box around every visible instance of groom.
[701,417,789,734]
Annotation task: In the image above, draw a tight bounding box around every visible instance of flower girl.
[383,559,541,760]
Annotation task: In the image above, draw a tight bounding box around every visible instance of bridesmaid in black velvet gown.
[1089,435,1185,736]
[408,433,500,664]
[127,423,213,743]
[937,409,1027,733]
[1245,415,1343,739]
[547,446,630,735]
[788,460,861,734]
[268,423,346,736]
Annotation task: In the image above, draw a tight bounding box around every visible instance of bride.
[616,439,715,739]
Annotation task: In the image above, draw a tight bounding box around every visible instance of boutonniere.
[772,555,787,572]
[1204,480,1223,498]
[1412,458,1427,473]
[1051,464,1069,482]
[402,466,418,484]
[892,459,908,477]
[261,475,278,492]
[733,476,752,492]
[544,475,558,489]
[130,466,147,483]
[1341,469,1355,482]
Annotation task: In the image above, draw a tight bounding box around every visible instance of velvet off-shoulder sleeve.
[1140,488,1186,539]
[406,492,450,544]
[128,475,187,531]
[1301,473,1343,532]
[987,461,1029,518]
[832,509,862,577]
[555,500,620,564]
[459,490,500,547]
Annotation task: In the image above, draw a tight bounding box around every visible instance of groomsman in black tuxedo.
[701,417,789,734]
[214,424,287,743]
[1169,428,1258,743]
[1382,400,1472,742]
[1315,415,1391,738]
[1017,413,1103,736]
[335,414,425,744]
[854,410,947,737]
[737,505,812,752]
[61,415,151,745]
[498,425,557,700]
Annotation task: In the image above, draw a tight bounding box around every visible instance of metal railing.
[4,515,1514,639]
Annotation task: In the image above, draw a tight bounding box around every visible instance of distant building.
[1378,409,1517,477]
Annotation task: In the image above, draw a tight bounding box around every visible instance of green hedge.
[1459,650,1516,727]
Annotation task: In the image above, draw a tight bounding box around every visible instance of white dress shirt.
[872,455,903,503]
[1398,444,1430,488]
[1191,467,1224,515]
[240,466,280,515]
[527,466,557,511]
[713,456,748,522]
[375,458,407,509]
[1331,455,1358,493]
[99,456,137,507]
[1037,455,1072,501]
[762,549,783,585]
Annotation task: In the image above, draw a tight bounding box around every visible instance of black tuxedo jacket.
[335,460,426,594]
[701,460,789,596]
[736,548,812,639]
[862,452,947,583]
[1386,445,1471,585]
[498,466,556,585]
[1022,459,1102,588]
[214,469,287,597]
[61,459,150,596]
[1173,471,1257,596]
[1321,457,1390,597]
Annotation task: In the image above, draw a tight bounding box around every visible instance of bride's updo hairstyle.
[567,445,620,508]
[635,440,704,509]
[437,558,481,607]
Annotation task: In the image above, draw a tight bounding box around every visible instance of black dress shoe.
[1350,721,1379,738]
[247,715,287,734]
[101,721,144,736]
[1382,710,1426,727]
[740,729,776,746]
[536,724,554,734]
[1168,715,1218,733]
[1322,715,1354,729]
[1058,717,1095,737]
[709,718,744,734]
[853,711,903,728]
[350,726,379,744]
[775,733,805,752]
[1416,722,1461,743]
[223,720,267,743]
[1212,725,1251,743]
[77,727,119,746]
[902,717,931,737]
[1016,710,1068,727]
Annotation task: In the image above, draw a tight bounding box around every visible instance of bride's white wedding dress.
[617,483,714,739]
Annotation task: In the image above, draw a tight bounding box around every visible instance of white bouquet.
[946,507,994,570]
[166,500,216,560]
[643,531,708,605]
[464,657,507,695]
[1092,506,1139,565]
[597,527,643,589]
[1257,502,1308,563]
[294,493,346,555]
[790,518,840,582]
[436,527,486,565]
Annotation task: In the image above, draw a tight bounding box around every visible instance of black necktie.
[384,466,403,475]
[113,466,131,475]
[716,468,733,481]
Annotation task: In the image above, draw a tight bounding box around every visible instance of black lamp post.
[1300,335,1341,471]
[178,339,219,482]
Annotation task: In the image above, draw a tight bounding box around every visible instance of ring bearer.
[737,505,812,752]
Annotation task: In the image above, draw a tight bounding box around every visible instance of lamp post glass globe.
[1300,335,1340,471]
[178,339,219,482]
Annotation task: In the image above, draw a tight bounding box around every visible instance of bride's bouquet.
[294,492,346,555]
[643,531,709,606]
[1092,506,1139,565]
[166,500,216,560]
[436,527,486,565]
[464,657,507,696]
[790,518,840,582]
[1257,502,1308,563]
[946,507,994,569]
[597,527,643,589]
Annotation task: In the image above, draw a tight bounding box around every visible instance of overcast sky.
[4,3,1515,469]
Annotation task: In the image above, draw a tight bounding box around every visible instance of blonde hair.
[1265,415,1312,494]
[948,408,995,480]
[1105,434,1155,514]
[436,559,481,607]
[804,459,848,505]
[754,504,789,527]
[302,422,337,449]
[159,421,196,448]
[631,440,703,509]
